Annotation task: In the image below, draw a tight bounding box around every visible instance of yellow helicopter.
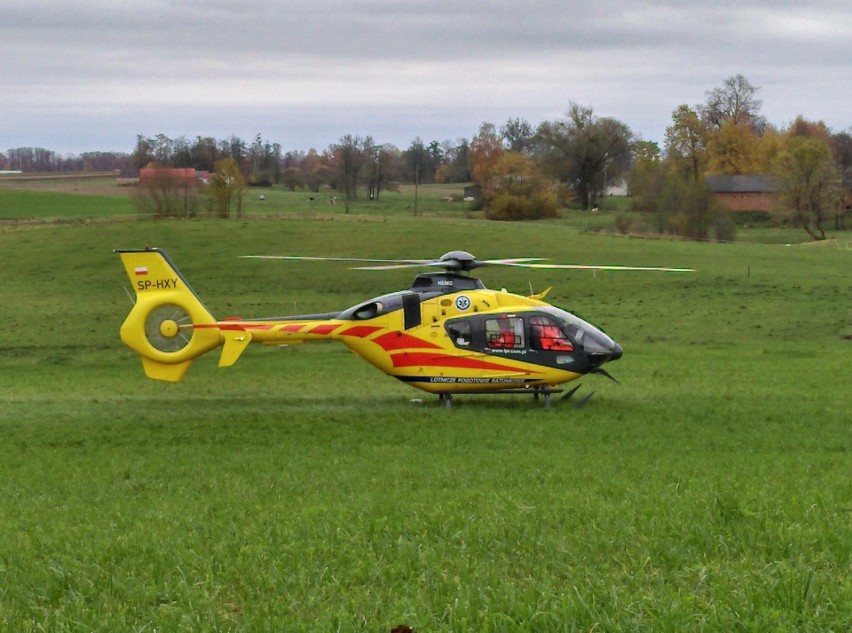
[115,248,692,407]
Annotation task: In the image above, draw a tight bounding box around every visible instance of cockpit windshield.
[538,306,615,354]
[529,315,574,351]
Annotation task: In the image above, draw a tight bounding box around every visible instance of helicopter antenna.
[123,285,135,305]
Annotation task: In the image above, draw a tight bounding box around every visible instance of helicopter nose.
[592,343,622,365]
[587,342,622,369]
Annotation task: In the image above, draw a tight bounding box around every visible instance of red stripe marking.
[339,325,382,338]
[195,323,275,331]
[308,324,339,335]
[373,331,442,351]
[281,324,306,333]
[391,352,533,373]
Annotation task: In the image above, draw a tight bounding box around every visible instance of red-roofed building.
[139,167,201,185]
[705,175,778,212]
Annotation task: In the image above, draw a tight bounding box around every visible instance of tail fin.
[115,248,221,381]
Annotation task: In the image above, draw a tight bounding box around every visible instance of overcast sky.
[2,0,849,155]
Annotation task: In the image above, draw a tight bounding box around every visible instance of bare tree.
[134,167,200,218]
[406,137,427,215]
[700,74,767,132]
[501,117,535,154]
[334,135,366,212]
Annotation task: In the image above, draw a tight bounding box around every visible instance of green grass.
[241,184,474,219]
[0,182,473,223]
[0,189,133,221]
[3,180,851,248]
[0,214,850,632]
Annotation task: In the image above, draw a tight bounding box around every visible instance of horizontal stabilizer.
[219,330,253,367]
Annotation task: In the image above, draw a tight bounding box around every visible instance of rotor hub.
[159,319,179,338]
[439,250,478,270]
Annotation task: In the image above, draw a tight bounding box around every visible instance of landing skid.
[437,386,564,409]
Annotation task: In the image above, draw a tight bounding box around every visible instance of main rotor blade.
[479,257,547,265]
[351,261,454,270]
[241,255,433,265]
[241,255,693,273]
[498,262,695,272]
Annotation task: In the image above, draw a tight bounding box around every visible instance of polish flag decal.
[135,266,148,276]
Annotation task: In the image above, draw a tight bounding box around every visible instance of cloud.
[2,0,849,153]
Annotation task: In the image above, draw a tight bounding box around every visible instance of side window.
[446,319,472,347]
[485,317,525,349]
[529,315,574,351]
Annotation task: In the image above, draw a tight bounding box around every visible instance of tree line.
[0,147,128,173]
[633,75,850,240]
[3,75,849,239]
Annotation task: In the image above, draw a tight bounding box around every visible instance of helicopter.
[115,247,692,407]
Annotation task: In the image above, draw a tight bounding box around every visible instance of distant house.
[705,174,778,212]
[139,167,200,186]
[119,167,212,187]
[463,185,482,201]
[605,178,628,197]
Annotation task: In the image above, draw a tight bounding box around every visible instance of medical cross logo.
[454,295,471,311]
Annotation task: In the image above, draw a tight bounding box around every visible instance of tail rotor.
[115,248,221,381]
[144,304,194,353]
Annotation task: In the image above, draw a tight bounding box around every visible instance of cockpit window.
[529,315,574,351]
[445,319,471,347]
[485,317,525,349]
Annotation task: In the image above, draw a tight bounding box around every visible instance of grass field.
[0,178,475,222]
[0,192,850,631]
[0,188,134,222]
[3,176,849,248]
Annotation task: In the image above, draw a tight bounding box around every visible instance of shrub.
[713,215,736,242]
[614,213,633,234]
[485,190,558,221]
